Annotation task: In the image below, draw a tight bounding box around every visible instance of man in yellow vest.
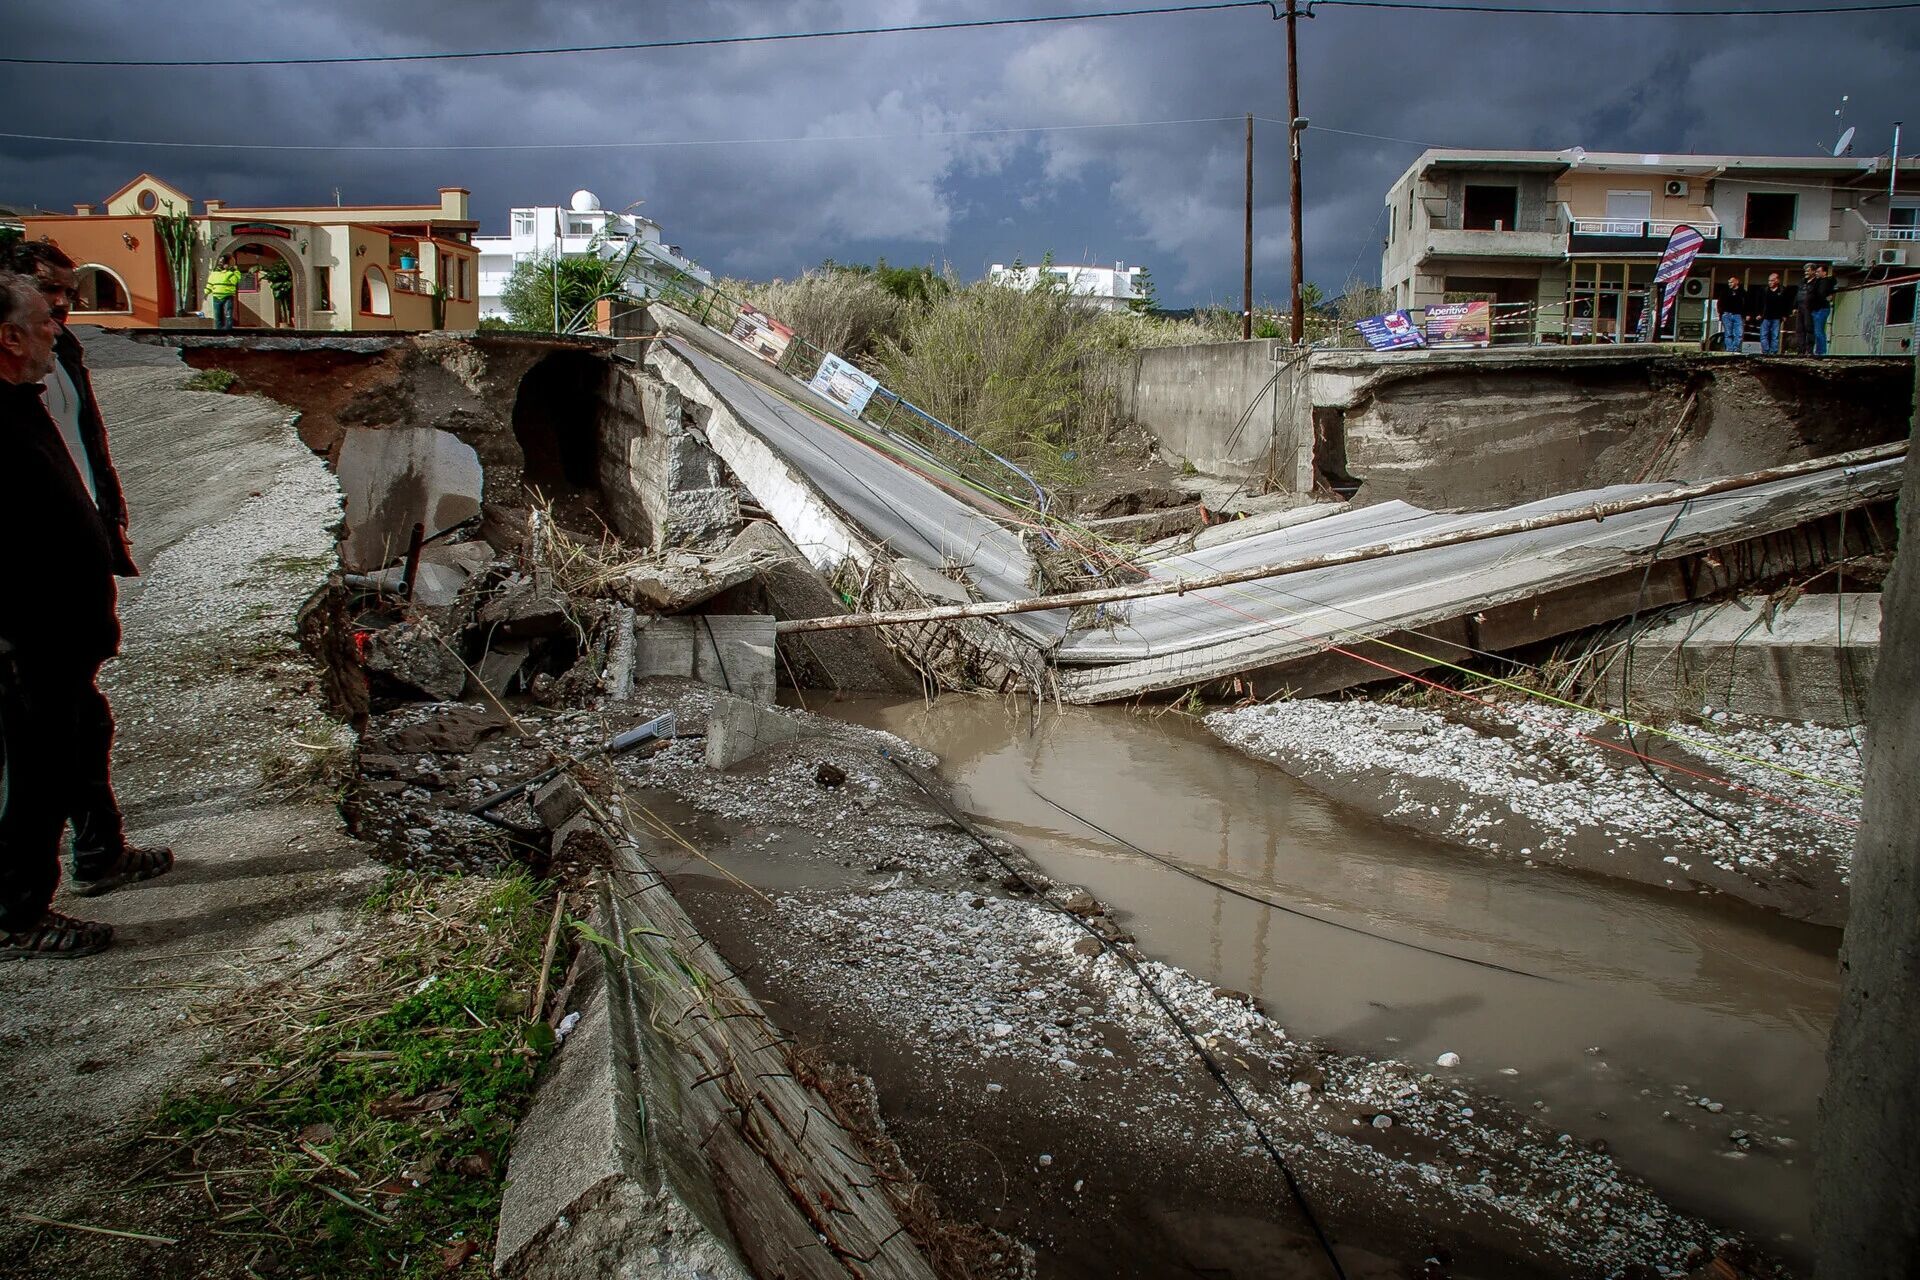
[206,254,243,330]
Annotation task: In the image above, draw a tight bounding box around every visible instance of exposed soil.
[346,681,1770,1278]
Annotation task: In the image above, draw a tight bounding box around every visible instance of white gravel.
[1206,698,1861,887]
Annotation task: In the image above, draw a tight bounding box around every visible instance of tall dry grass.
[724,269,911,366]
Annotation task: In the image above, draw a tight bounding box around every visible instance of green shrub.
[183,368,238,393]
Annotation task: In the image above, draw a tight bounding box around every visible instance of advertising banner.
[729,303,794,364]
[807,352,881,416]
[1355,310,1425,351]
[1424,300,1492,348]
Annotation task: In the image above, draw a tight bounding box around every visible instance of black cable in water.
[1028,785,1552,982]
[884,750,1351,1280]
[1618,500,1741,833]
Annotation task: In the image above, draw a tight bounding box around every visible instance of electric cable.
[884,751,1351,1280]
[1026,785,1554,979]
[0,3,1278,67]
[1313,0,1920,13]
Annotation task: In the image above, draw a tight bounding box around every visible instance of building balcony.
[1568,217,1722,256]
[1717,236,1860,265]
[1420,226,1567,261]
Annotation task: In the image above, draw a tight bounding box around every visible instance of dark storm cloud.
[2,1,1915,305]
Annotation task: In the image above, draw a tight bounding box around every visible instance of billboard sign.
[1355,310,1425,351]
[1424,300,1492,348]
[807,352,880,416]
[729,303,794,364]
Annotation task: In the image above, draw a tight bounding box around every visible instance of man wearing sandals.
[0,271,170,959]
[11,242,174,906]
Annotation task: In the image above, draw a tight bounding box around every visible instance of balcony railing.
[1569,216,1722,238]
[1869,224,1920,241]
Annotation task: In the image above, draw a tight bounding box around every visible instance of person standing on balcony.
[206,255,242,330]
[1715,273,1746,352]
[1758,271,1795,355]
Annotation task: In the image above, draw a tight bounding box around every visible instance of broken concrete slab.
[478,575,573,639]
[704,692,816,769]
[360,560,469,609]
[892,558,974,606]
[602,606,637,701]
[613,548,776,613]
[475,640,533,698]
[635,615,778,706]
[335,426,484,572]
[1616,592,1881,725]
[494,911,751,1280]
[726,524,918,694]
[419,538,496,577]
[363,621,467,701]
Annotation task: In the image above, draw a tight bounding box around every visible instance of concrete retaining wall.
[1115,340,1912,510]
[1105,339,1314,489]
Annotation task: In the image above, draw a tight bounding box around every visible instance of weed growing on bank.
[129,874,560,1279]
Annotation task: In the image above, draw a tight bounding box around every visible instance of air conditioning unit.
[1664,179,1690,199]
[1879,247,1909,266]
[1682,277,1710,298]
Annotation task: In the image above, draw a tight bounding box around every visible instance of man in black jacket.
[1758,271,1796,355]
[11,241,174,899]
[0,272,121,957]
[1714,273,1746,352]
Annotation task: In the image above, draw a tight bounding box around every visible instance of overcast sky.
[3,1,1916,306]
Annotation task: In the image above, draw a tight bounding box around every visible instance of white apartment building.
[989,260,1145,311]
[474,189,713,321]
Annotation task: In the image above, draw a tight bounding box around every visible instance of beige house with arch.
[20,173,480,332]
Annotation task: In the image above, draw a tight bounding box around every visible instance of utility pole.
[1243,113,1254,341]
[1286,0,1306,344]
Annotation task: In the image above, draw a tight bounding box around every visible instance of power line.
[0,115,1246,154]
[1314,0,1920,12]
[0,3,1277,68]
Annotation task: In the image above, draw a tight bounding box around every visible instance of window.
[1462,184,1518,231]
[566,217,594,237]
[361,266,391,316]
[72,265,131,313]
[312,266,332,311]
[1745,192,1797,240]
[512,211,534,236]
[1890,205,1919,230]
[1889,282,1917,328]
[136,188,158,213]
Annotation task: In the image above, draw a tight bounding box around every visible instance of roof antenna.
[1832,95,1855,156]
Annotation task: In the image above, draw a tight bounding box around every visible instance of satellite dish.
[1834,126,1856,157]
[569,189,600,213]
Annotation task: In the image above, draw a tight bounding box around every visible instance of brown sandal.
[70,844,174,898]
[0,910,113,959]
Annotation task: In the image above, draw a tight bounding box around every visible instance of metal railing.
[641,264,1052,515]
[1569,215,1722,238]
[1869,224,1920,241]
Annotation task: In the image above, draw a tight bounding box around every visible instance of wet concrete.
[818,692,1838,1267]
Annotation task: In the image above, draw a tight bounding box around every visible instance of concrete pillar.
[1816,358,1920,1276]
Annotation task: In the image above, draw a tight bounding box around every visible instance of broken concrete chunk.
[892,558,974,606]
[636,615,778,706]
[725,523,918,695]
[477,576,572,639]
[361,560,469,609]
[704,692,816,770]
[420,539,496,577]
[364,622,467,701]
[474,641,532,697]
[336,426,484,572]
[613,549,775,613]
[384,705,507,754]
[602,606,637,702]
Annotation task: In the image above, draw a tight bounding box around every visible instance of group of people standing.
[1714,263,1838,356]
[0,242,173,959]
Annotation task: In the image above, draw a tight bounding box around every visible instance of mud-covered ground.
[1206,698,1861,928]
[354,681,1767,1279]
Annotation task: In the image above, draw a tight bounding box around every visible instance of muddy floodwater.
[817,692,1840,1267]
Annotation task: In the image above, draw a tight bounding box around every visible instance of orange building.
[19,173,480,332]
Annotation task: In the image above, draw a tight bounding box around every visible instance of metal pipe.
[775,441,1906,635]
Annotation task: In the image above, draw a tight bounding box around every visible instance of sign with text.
[1424,300,1492,348]
[807,352,880,416]
[1355,310,1425,351]
[728,303,794,364]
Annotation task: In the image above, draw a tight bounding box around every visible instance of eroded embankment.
[350,678,1781,1278]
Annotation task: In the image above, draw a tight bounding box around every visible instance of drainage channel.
[814,692,1837,1268]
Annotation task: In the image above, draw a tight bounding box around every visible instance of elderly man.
[10,241,174,901]
[0,272,125,957]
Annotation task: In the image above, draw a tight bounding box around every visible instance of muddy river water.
[818,692,1839,1267]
